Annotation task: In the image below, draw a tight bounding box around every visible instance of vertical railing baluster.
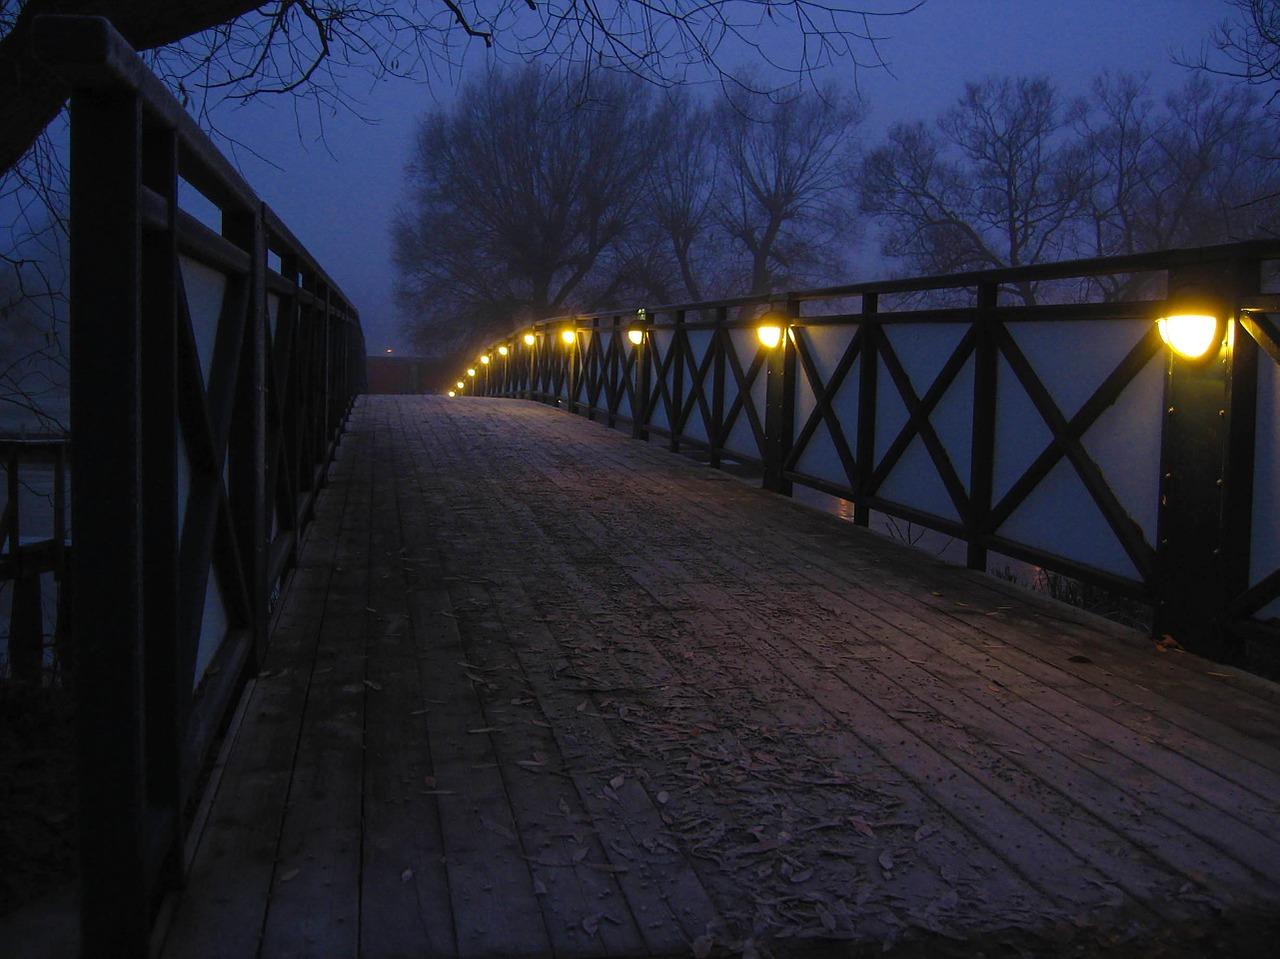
[854,293,879,526]
[967,281,998,571]
[710,307,727,469]
[670,310,686,452]
[226,202,268,667]
[763,298,798,495]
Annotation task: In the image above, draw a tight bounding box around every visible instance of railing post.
[69,82,152,955]
[1154,258,1258,659]
[967,282,998,571]
[633,319,650,441]
[854,294,879,526]
[763,299,798,495]
[139,118,184,897]
[710,308,727,469]
[587,317,599,420]
[566,327,577,413]
[670,310,686,452]
[606,317,619,426]
[227,202,269,668]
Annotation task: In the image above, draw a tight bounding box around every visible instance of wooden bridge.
[19,15,1280,959]
[162,395,1280,958]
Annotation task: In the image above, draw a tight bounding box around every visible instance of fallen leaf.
[573,846,589,863]
[401,868,413,882]
[279,867,299,883]
[789,867,813,883]
[914,824,938,842]
[692,934,714,958]
[532,878,548,896]
[609,774,625,790]
[656,791,670,805]
[816,903,837,932]
[849,816,875,839]
[362,679,383,691]
[878,850,894,872]
[582,915,599,935]
[468,727,500,734]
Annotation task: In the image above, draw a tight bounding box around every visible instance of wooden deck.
[161,395,1280,958]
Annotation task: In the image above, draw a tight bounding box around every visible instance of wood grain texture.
[164,395,1280,959]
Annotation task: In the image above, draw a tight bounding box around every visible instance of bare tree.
[1189,0,1280,109]
[1,1,920,178]
[641,90,725,303]
[713,75,865,294]
[1154,74,1280,243]
[392,65,653,354]
[1077,74,1280,263]
[860,76,1087,304]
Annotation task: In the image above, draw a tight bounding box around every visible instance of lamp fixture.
[757,324,783,349]
[1157,314,1221,360]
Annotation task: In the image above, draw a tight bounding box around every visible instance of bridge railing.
[35,16,366,954]
[477,243,1280,668]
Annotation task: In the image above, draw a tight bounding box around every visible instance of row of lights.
[448,307,1220,398]
[451,319,786,397]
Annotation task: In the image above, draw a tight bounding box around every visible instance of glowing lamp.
[1157,314,1220,360]
[480,354,491,365]
[523,332,536,346]
[384,347,393,354]
[467,368,476,377]
[627,328,644,346]
[560,328,576,345]
[456,380,464,389]
[757,324,783,349]
[447,390,456,397]
[498,345,509,356]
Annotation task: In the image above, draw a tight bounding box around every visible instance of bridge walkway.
[161,395,1280,958]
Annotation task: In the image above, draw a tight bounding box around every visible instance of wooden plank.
[393,409,553,958]
[464,397,1280,935]
[410,399,714,954]
[256,421,374,958]
[562,414,1280,889]
[358,400,454,959]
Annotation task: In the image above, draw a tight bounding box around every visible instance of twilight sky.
[207,0,1240,356]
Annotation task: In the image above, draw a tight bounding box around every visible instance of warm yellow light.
[498,345,509,357]
[1157,314,1220,359]
[448,390,456,397]
[467,368,476,377]
[456,380,464,389]
[480,354,491,365]
[523,332,536,346]
[627,328,644,346]
[757,324,783,349]
[560,328,576,345]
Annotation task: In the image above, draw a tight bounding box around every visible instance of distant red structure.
[366,355,431,394]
